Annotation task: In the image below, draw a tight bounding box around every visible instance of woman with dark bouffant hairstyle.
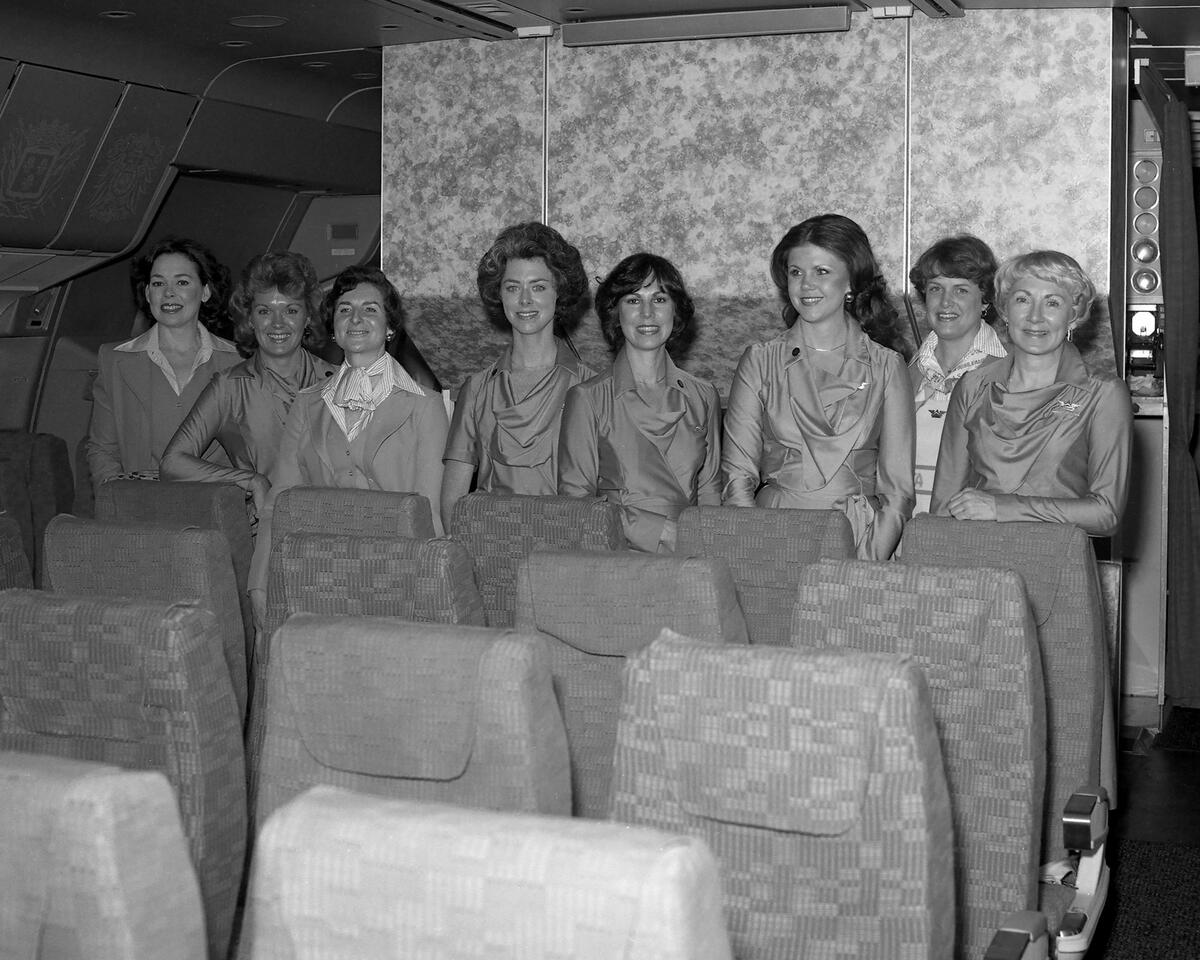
[907,235,1006,515]
[721,213,915,560]
[440,221,594,530]
[558,252,720,553]
[160,251,337,509]
[87,236,240,489]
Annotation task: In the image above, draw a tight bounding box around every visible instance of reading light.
[561,6,850,46]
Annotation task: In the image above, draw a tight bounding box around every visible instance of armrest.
[1063,786,1109,852]
[985,912,1049,960]
[1055,786,1111,960]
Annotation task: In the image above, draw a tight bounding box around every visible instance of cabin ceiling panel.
[0,66,123,250]
[54,86,196,254]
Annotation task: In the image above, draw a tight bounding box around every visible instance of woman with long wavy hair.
[721,213,915,559]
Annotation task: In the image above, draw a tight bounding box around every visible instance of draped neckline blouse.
[490,341,586,468]
[975,342,1094,493]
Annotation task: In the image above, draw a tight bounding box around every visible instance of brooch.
[929,409,945,419]
[857,381,869,391]
[1053,399,1081,414]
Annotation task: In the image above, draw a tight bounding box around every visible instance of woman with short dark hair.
[440,222,594,530]
[160,251,337,509]
[248,266,449,615]
[558,252,720,553]
[721,213,914,560]
[87,236,239,488]
[907,235,1006,514]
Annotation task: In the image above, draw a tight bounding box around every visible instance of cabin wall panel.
[382,9,1113,392]
[907,8,1112,316]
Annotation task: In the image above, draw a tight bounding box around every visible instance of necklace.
[809,341,845,353]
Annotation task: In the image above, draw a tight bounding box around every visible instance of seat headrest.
[0,592,202,743]
[279,615,497,781]
[635,629,906,835]
[517,551,747,655]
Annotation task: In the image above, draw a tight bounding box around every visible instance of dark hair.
[322,265,404,340]
[769,214,909,358]
[229,251,326,358]
[909,234,1000,325]
[131,236,231,334]
[595,253,695,356]
[476,222,590,336]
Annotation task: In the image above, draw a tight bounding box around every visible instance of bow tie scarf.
[329,361,391,441]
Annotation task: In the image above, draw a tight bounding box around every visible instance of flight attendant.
[160,251,337,510]
[721,213,915,560]
[932,250,1132,536]
[558,253,721,553]
[87,236,239,489]
[249,266,448,612]
[440,222,593,531]
[908,235,1006,515]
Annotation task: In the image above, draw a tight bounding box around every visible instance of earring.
[1066,327,1074,342]
[386,331,395,342]
[844,292,853,304]
[981,307,988,319]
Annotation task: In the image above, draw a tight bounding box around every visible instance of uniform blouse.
[160,349,337,488]
[930,343,1132,537]
[87,325,240,486]
[721,319,915,560]
[443,340,594,495]
[909,323,1007,516]
[558,348,721,553]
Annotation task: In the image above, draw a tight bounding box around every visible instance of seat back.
[450,492,624,627]
[676,505,854,645]
[0,751,205,960]
[96,478,254,649]
[272,486,436,540]
[514,550,748,818]
[250,532,488,774]
[900,517,1108,867]
[791,558,1044,958]
[252,615,570,832]
[44,515,249,719]
[0,514,32,589]
[0,430,73,586]
[245,787,731,960]
[611,630,955,960]
[0,591,246,960]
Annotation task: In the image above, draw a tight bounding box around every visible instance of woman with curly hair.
[932,250,1131,536]
[440,221,593,530]
[721,213,915,559]
[87,236,240,489]
[160,251,337,511]
[558,253,720,553]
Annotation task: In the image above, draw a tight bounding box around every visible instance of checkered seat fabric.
[676,505,854,645]
[243,787,731,960]
[449,492,624,627]
[0,514,32,589]
[790,558,1045,958]
[610,630,954,960]
[43,515,249,720]
[514,550,748,818]
[0,592,246,960]
[0,750,206,960]
[251,615,570,834]
[96,478,254,656]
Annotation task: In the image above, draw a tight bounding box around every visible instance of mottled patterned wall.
[908,8,1115,375]
[382,8,1114,391]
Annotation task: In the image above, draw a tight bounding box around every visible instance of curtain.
[1139,67,1200,706]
